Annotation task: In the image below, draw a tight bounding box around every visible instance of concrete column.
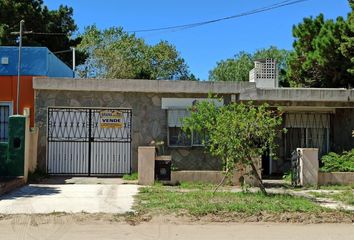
[24,113,30,183]
[298,148,319,186]
[138,146,156,185]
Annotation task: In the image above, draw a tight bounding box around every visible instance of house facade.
[33,78,354,176]
[0,46,73,142]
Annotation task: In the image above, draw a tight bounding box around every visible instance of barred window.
[167,109,205,147]
[0,102,12,142]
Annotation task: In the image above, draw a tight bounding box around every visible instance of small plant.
[123,172,138,181]
[282,171,292,184]
[320,149,354,172]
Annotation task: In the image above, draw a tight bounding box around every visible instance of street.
[0,218,353,240]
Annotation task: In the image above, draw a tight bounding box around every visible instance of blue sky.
[44,0,351,80]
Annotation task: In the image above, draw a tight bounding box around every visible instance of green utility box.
[6,116,26,176]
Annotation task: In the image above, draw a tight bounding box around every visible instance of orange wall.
[0,76,35,127]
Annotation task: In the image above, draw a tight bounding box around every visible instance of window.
[167,109,206,147]
[284,112,330,159]
[167,109,191,147]
[163,98,223,147]
[0,102,12,142]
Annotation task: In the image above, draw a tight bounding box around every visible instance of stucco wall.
[35,90,224,172]
[332,108,354,152]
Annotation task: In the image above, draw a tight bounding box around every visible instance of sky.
[44,0,351,80]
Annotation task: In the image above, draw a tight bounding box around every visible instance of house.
[0,46,73,142]
[32,76,354,177]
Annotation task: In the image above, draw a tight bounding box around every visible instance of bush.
[123,172,138,181]
[320,149,354,172]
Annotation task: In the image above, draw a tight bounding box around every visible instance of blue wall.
[0,46,73,77]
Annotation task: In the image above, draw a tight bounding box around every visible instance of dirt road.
[0,218,353,240]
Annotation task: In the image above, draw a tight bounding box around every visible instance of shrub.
[123,172,138,181]
[320,149,354,172]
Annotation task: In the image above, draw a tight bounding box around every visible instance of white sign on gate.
[99,110,123,128]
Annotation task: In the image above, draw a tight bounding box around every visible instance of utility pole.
[11,21,32,115]
[16,20,25,115]
[72,47,76,77]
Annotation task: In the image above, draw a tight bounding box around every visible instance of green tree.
[0,0,83,67]
[209,51,253,82]
[287,7,353,87]
[183,99,284,194]
[77,25,194,80]
[209,46,290,86]
[341,0,354,77]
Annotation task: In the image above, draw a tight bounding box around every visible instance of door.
[47,107,132,175]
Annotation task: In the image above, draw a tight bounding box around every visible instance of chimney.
[249,58,278,88]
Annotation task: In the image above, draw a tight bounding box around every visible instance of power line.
[26,32,67,35]
[52,49,73,54]
[128,0,310,34]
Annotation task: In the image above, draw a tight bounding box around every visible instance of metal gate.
[47,107,132,175]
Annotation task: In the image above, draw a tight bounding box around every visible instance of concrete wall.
[35,90,224,172]
[332,108,354,152]
[28,128,38,172]
[170,157,262,186]
[318,172,354,185]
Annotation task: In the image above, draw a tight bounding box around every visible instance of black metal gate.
[47,107,132,176]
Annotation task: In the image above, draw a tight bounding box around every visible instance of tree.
[77,25,194,80]
[0,0,84,66]
[341,0,354,77]
[183,99,284,194]
[209,46,290,86]
[287,5,354,88]
[208,51,253,82]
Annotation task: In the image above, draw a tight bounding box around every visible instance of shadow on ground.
[0,185,61,200]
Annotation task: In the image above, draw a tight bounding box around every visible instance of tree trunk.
[248,157,267,195]
[213,172,227,194]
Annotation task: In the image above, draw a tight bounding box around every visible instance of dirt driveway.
[0,177,139,214]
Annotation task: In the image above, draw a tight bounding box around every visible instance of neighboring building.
[0,46,73,141]
[249,58,278,88]
[33,78,354,177]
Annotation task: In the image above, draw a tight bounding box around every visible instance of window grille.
[0,104,10,142]
[284,113,331,161]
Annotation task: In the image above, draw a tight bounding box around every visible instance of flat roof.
[33,78,255,94]
[33,78,354,103]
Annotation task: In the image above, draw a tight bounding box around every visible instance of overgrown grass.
[318,183,354,190]
[122,172,138,181]
[137,185,328,216]
[309,190,354,206]
[177,182,215,190]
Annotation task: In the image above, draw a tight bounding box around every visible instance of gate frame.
[46,106,132,176]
